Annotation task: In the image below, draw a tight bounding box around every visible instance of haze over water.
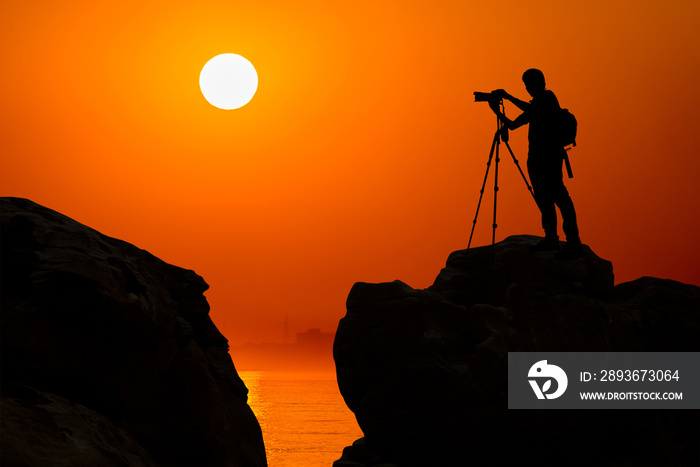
[239,371,363,467]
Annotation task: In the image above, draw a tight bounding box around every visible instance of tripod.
[466,101,536,264]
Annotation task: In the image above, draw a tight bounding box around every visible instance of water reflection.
[239,371,363,467]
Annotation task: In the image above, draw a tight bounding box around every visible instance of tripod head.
[474,91,508,141]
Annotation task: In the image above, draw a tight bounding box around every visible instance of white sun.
[199,54,258,110]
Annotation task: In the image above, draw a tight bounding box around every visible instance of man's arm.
[494,89,530,112]
[499,112,529,131]
[489,99,529,130]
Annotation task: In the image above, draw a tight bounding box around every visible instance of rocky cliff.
[1,197,266,467]
[334,235,700,466]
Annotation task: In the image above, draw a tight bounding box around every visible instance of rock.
[334,235,700,466]
[0,197,266,467]
[332,438,398,467]
[2,383,155,467]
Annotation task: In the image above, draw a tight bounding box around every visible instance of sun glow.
[199,53,258,110]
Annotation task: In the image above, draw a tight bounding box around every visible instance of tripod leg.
[503,140,536,201]
[491,133,500,265]
[467,131,499,251]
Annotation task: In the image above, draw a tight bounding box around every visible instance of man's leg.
[555,187,581,245]
[553,183,583,259]
[528,159,559,250]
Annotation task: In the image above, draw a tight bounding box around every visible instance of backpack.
[556,108,577,178]
[556,108,577,148]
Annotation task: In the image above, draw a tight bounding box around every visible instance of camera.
[474,91,501,104]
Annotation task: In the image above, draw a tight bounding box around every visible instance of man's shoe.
[555,243,583,260]
[529,237,560,252]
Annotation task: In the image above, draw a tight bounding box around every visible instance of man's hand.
[492,89,508,99]
[488,98,501,113]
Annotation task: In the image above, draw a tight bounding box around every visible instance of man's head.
[522,68,546,97]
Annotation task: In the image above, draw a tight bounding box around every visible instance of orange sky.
[2,1,699,345]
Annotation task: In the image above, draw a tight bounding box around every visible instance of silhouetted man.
[489,69,582,260]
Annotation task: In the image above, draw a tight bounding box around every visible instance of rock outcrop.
[334,235,700,466]
[1,197,266,467]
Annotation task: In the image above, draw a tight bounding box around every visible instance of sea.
[238,371,363,467]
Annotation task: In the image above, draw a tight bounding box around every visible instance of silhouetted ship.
[231,328,335,371]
